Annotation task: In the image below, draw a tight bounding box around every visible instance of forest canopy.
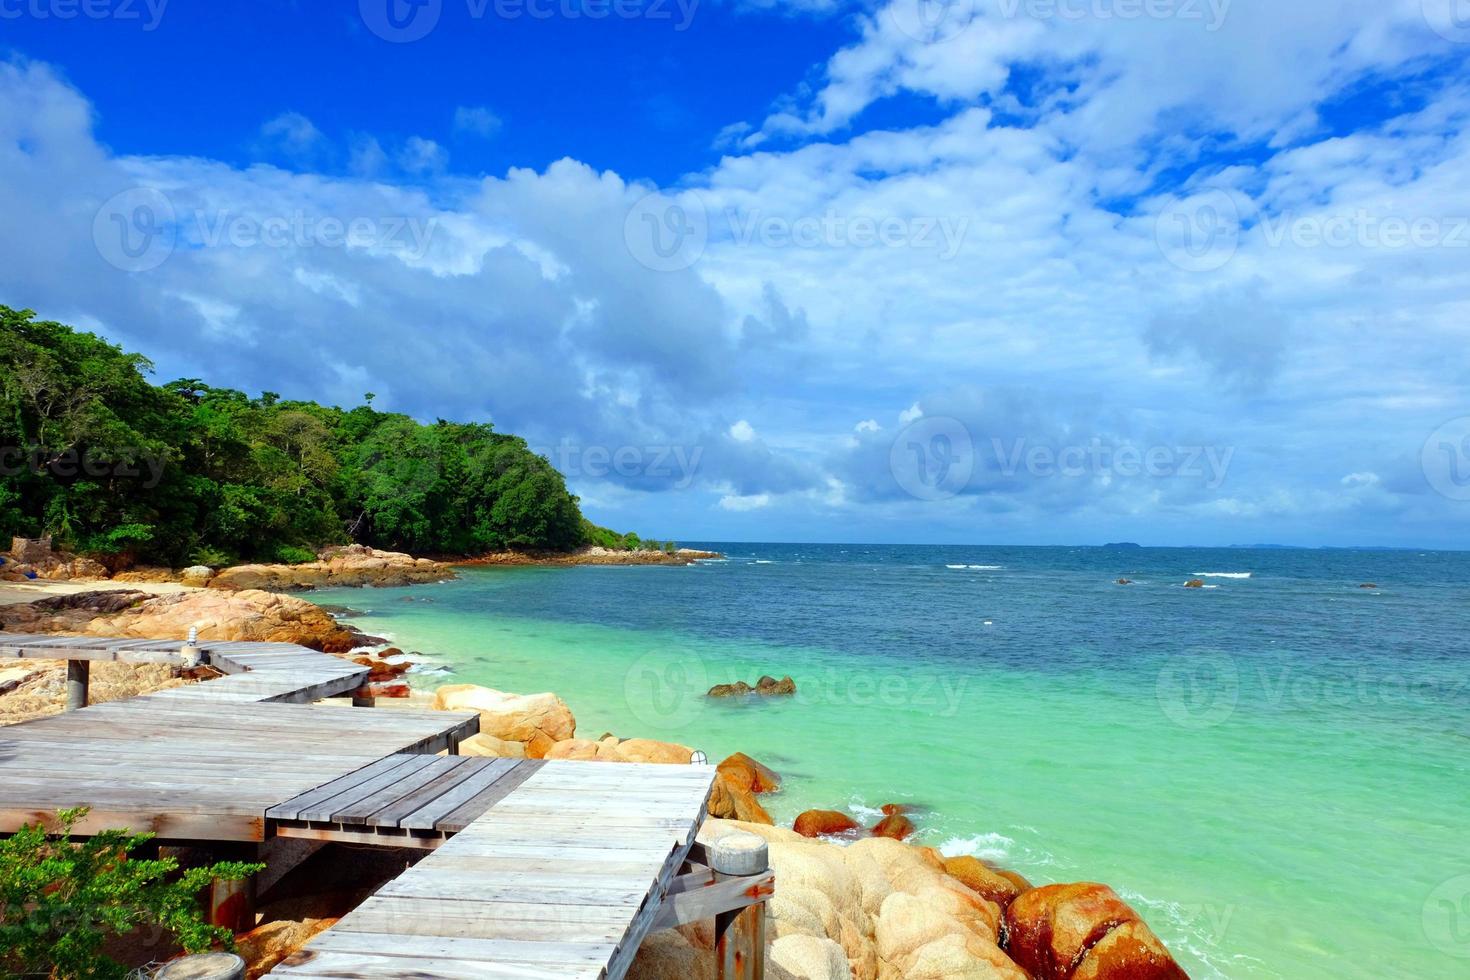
[0,305,627,567]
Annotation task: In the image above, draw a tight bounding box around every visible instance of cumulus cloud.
[454,106,503,139]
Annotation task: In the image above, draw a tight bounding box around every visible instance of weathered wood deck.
[0,635,725,978]
[265,761,715,980]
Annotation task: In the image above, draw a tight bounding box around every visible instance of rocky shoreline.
[448,545,724,567]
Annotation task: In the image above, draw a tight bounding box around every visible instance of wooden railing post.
[711,832,770,980]
[65,659,89,711]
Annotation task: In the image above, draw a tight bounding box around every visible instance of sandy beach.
[0,579,196,607]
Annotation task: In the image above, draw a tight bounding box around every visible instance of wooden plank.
[334,756,466,824]
[267,756,426,822]
[437,760,547,833]
[395,759,521,831]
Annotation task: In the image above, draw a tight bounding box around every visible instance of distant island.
[1102,542,1142,549]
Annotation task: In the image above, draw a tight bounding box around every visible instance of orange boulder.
[871,813,916,840]
[943,855,1025,910]
[793,810,859,838]
[1003,883,1187,980]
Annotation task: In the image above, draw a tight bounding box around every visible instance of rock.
[707,772,775,825]
[770,935,851,980]
[1183,579,1206,589]
[545,738,626,763]
[0,666,42,696]
[709,676,797,697]
[235,916,337,977]
[718,752,782,794]
[794,810,860,838]
[180,565,216,587]
[757,675,798,695]
[1115,579,1133,586]
[943,856,1024,910]
[431,685,576,752]
[872,813,916,841]
[1003,883,1187,980]
[457,733,526,759]
[1360,583,1378,589]
[0,588,357,652]
[616,738,695,765]
[352,657,411,682]
[209,546,452,592]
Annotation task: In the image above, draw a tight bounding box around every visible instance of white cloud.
[259,112,324,161]
[855,419,880,433]
[454,106,503,139]
[729,419,757,442]
[399,136,448,174]
[719,493,772,511]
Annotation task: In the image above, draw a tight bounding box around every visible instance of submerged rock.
[708,675,798,697]
[1183,579,1206,589]
[871,812,917,841]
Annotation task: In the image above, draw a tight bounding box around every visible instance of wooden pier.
[0,634,762,980]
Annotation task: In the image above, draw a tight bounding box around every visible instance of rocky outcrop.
[794,810,860,838]
[0,589,358,652]
[544,736,695,765]
[456,547,723,568]
[209,545,452,592]
[943,856,1026,911]
[871,812,916,841]
[1183,580,1206,589]
[0,659,194,725]
[431,685,576,758]
[1004,883,1188,980]
[704,752,781,825]
[708,675,797,698]
[629,820,1030,980]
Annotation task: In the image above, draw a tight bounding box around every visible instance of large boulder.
[456,733,526,759]
[794,810,859,838]
[1003,883,1188,980]
[770,935,850,980]
[180,565,216,587]
[0,588,357,652]
[235,917,337,977]
[718,752,782,793]
[432,685,575,757]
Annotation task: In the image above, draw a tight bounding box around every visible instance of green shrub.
[0,808,263,979]
[189,546,234,569]
[272,544,318,565]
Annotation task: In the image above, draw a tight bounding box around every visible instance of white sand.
[0,579,196,607]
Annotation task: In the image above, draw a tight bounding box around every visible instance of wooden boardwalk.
[266,761,715,980]
[0,635,726,978]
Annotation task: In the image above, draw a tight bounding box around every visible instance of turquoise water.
[308,545,1470,979]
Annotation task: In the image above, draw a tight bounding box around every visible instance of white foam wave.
[938,833,1017,864]
[1192,572,1252,579]
[946,564,1004,570]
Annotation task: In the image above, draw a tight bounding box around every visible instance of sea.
[307,543,1470,979]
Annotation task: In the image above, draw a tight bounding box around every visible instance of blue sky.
[1,0,1469,547]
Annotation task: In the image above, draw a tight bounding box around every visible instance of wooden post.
[162,845,258,933]
[154,952,245,979]
[711,832,769,980]
[65,659,89,711]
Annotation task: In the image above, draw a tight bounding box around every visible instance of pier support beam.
[712,833,770,980]
[65,659,89,711]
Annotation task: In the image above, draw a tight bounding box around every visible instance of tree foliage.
[0,808,263,979]
[0,306,619,566]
